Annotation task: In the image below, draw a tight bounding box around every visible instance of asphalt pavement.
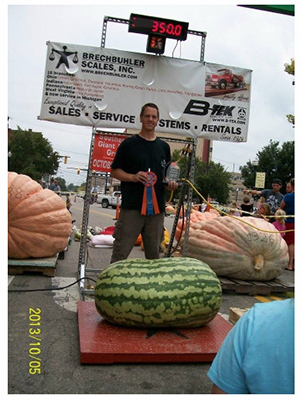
[8,196,294,394]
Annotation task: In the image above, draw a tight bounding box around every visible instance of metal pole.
[182,137,197,256]
[101,16,129,48]
[78,128,96,295]
[165,180,188,257]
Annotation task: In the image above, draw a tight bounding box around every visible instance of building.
[228,171,247,205]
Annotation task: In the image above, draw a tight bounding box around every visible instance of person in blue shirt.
[281,178,295,271]
[207,299,294,394]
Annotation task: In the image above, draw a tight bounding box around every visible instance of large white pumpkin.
[182,216,288,281]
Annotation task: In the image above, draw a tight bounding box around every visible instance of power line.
[55,148,89,157]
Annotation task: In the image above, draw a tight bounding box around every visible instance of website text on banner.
[39,42,252,142]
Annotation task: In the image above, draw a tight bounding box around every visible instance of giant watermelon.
[94,257,222,328]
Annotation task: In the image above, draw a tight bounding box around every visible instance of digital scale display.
[129,13,189,41]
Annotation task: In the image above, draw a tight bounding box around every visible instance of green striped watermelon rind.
[94,257,222,328]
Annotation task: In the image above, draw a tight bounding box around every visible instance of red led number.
[152,20,182,37]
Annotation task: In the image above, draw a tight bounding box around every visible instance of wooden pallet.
[229,307,250,324]
[8,254,58,277]
[219,276,294,296]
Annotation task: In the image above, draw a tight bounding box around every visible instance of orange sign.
[91,133,127,172]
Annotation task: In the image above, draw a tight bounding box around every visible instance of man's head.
[140,103,160,119]
[140,103,159,132]
[272,179,282,193]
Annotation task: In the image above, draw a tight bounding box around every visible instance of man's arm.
[243,189,265,204]
[111,168,148,184]
[212,384,227,394]
[280,198,286,209]
[243,189,262,197]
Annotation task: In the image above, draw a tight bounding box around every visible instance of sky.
[6,1,295,186]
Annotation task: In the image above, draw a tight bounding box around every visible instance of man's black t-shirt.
[111,135,171,212]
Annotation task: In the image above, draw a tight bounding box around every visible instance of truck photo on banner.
[39,41,252,142]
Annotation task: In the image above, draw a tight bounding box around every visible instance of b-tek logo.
[183,100,235,116]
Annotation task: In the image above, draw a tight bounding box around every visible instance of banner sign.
[91,132,127,172]
[39,41,252,142]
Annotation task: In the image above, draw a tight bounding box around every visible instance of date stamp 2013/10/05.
[28,308,42,375]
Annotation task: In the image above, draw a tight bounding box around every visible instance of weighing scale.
[77,301,232,364]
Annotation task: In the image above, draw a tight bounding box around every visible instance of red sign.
[91,133,127,172]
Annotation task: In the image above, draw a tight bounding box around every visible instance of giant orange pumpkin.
[182,216,288,281]
[175,209,219,241]
[8,172,72,259]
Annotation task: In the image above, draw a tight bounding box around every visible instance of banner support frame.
[78,127,96,296]
[78,13,207,296]
[101,15,207,62]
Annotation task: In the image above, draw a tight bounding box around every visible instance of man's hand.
[167,180,178,191]
[133,171,150,183]
[111,168,148,183]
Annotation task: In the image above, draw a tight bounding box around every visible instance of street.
[8,196,294,394]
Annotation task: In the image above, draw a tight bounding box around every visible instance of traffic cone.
[114,195,120,220]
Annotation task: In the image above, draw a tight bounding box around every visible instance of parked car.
[97,191,121,209]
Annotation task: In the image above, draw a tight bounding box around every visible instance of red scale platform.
[77,301,232,364]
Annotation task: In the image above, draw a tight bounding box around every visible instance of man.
[244,178,283,216]
[49,177,55,190]
[207,299,294,394]
[110,103,178,263]
[53,179,61,192]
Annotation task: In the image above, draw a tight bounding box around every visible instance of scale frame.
[78,14,207,297]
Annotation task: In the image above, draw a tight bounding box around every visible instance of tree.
[8,128,59,181]
[240,140,294,191]
[67,183,78,192]
[284,58,295,126]
[284,58,294,77]
[198,162,231,204]
[286,114,294,126]
[168,150,231,204]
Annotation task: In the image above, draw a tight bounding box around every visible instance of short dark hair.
[272,179,282,185]
[140,103,159,118]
